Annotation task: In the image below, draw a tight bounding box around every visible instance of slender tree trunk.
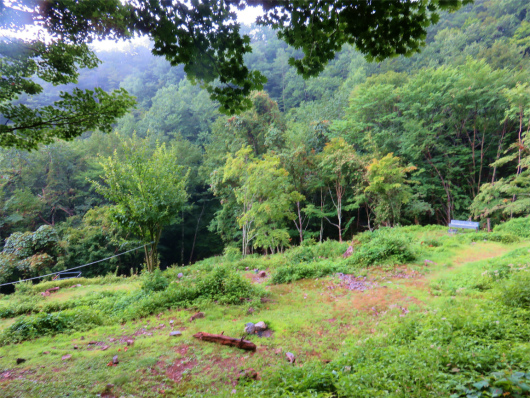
[189,203,205,264]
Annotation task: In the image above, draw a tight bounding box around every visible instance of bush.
[196,266,262,304]
[284,240,349,264]
[500,271,530,308]
[271,260,351,284]
[348,230,416,268]
[494,217,530,239]
[0,306,103,345]
[141,268,169,292]
[465,232,520,244]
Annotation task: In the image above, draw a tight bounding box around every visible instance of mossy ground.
[0,228,525,397]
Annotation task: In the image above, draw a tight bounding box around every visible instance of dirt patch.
[157,345,197,383]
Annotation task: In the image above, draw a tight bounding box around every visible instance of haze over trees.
[0,0,529,284]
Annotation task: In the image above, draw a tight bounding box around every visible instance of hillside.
[1,221,530,397]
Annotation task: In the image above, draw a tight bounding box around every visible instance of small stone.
[73,345,78,350]
[170,331,182,337]
[62,354,72,361]
[169,320,174,325]
[80,336,85,340]
[254,269,259,274]
[88,341,97,345]
[177,273,183,279]
[43,351,50,355]
[247,307,254,314]
[274,348,282,355]
[16,358,26,365]
[190,312,205,322]
[109,338,116,342]
[244,322,255,334]
[258,271,267,278]
[245,267,250,271]
[112,355,119,365]
[286,352,296,363]
[254,321,267,331]
[101,346,110,351]
[126,339,134,346]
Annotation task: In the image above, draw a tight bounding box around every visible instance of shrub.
[196,266,263,304]
[0,306,103,345]
[465,232,520,244]
[284,240,349,264]
[347,231,416,268]
[141,268,169,292]
[271,260,351,284]
[499,271,530,308]
[494,217,530,239]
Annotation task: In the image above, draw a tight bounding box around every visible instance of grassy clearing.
[0,226,528,397]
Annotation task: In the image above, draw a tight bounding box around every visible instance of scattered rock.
[335,274,374,292]
[177,273,183,279]
[112,355,119,365]
[343,245,354,258]
[254,321,267,331]
[73,345,78,350]
[237,368,259,382]
[286,352,296,364]
[190,312,205,322]
[424,259,436,265]
[126,339,135,346]
[170,331,182,337]
[258,271,267,278]
[101,345,110,351]
[16,358,26,365]
[62,354,72,361]
[244,322,255,334]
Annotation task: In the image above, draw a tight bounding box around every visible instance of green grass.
[0,225,528,397]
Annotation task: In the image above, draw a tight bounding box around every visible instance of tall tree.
[91,135,189,271]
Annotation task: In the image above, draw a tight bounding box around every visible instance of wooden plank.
[193,332,257,351]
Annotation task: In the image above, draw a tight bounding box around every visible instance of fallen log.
[193,332,256,351]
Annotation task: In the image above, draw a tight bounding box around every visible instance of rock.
[254,321,267,331]
[43,351,50,355]
[245,267,250,271]
[170,331,182,337]
[16,358,26,365]
[80,336,85,340]
[258,271,267,278]
[169,320,174,325]
[343,245,354,259]
[62,354,72,361]
[286,352,296,363]
[70,284,81,288]
[73,345,78,350]
[126,339,134,346]
[101,346,110,351]
[88,341,97,345]
[177,273,183,279]
[190,312,205,322]
[424,259,436,265]
[247,307,254,314]
[237,368,259,382]
[254,269,259,274]
[109,338,116,342]
[112,355,119,365]
[244,322,255,334]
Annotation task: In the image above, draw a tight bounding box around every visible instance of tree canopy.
[0,0,471,149]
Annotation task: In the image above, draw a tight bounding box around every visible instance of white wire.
[0,241,154,287]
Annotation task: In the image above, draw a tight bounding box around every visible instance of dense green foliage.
[0,0,529,286]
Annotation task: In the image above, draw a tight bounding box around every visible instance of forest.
[2,1,530,397]
[0,0,529,284]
